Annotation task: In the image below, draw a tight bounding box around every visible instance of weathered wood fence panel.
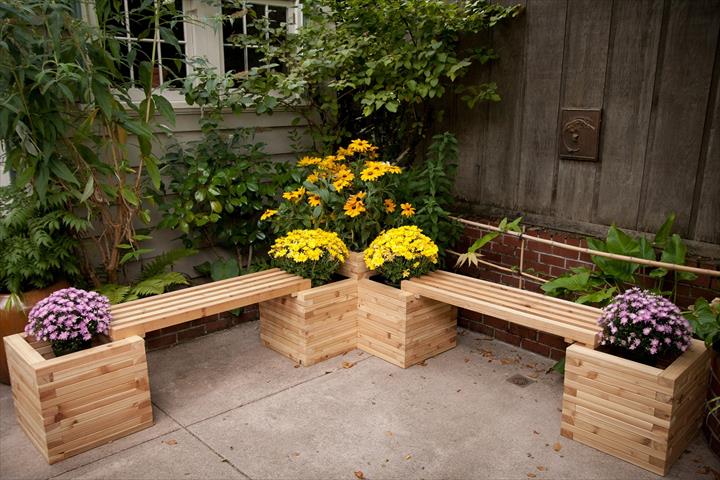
[452,0,720,245]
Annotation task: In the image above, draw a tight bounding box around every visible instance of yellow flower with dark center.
[307,172,319,183]
[343,193,367,218]
[308,194,321,207]
[348,139,374,154]
[282,186,306,203]
[400,202,415,217]
[298,156,322,167]
[260,209,277,221]
[384,199,396,213]
[360,161,402,181]
[332,168,354,192]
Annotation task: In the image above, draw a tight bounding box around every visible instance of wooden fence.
[450,0,720,247]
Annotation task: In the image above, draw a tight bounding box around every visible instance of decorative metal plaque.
[559,108,601,162]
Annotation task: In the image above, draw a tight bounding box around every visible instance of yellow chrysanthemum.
[269,229,349,264]
[400,202,415,217]
[363,226,439,273]
[260,209,277,221]
[384,199,396,213]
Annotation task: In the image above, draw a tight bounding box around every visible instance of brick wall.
[144,305,259,351]
[452,219,720,360]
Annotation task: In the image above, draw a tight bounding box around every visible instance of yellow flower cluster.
[332,167,355,192]
[260,209,277,221]
[344,191,366,218]
[364,226,439,271]
[269,229,348,264]
[360,161,402,182]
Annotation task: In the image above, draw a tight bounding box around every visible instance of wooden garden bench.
[401,270,602,348]
[109,268,311,340]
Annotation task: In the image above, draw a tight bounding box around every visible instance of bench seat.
[401,270,602,347]
[110,268,311,340]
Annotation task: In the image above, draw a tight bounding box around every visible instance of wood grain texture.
[4,334,153,464]
[337,251,375,280]
[638,0,720,235]
[109,268,311,340]
[594,0,664,228]
[402,270,602,347]
[357,279,457,368]
[554,0,612,222]
[259,279,358,366]
[516,0,567,214]
[561,340,710,476]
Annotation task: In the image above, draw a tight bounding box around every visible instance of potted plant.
[685,297,720,458]
[561,288,710,476]
[359,226,456,368]
[260,229,359,365]
[263,139,409,279]
[0,186,88,383]
[4,287,153,464]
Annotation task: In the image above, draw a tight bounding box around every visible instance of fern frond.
[139,248,198,281]
[96,284,132,305]
[131,271,189,298]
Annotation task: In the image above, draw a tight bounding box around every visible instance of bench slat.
[402,271,602,347]
[109,270,310,340]
[411,274,597,328]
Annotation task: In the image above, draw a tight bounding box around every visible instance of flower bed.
[259,278,358,365]
[561,340,709,475]
[3,333,152,464]
[357,279,456,368]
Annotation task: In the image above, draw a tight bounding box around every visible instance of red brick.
[483,316,509,331]
[157,321,194,335]
[564,236,584,247]
[177,325,206,341]
[549,348,566,361]
[494,329,521,346]
[509,323,538,340]
[565,259,593,270]
[459,308,484,323]
[539,254,566,268]
[532,241,555,254]
[491,242,518,256]
[577,252,593,263]
[538,332,568,350]
[502,235,521,248]
[549,266,570,277]
[474,323,495,337]
[205,317,234,333]
[520,338,550,356]
[146,334,177,351]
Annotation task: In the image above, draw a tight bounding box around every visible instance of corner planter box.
[357,279,457,368]
[561,339,710,476]
[338,251,375,279]
[3,334,153,464]
[259,278,358,366]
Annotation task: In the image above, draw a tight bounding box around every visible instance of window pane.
[247,47,262,70]
[223,46,246,73]
[268,6,287,28]
[245,3,264,38]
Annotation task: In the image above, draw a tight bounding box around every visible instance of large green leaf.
[653,213,676,248]
[540,270,591,296]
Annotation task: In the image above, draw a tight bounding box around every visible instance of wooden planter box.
[3,334,153,464]
[357,279,457,368]
[259,278,358,366]
[338,251,375,279]
[561,340,710,476]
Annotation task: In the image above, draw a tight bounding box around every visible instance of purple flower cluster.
[25,288,111,343]
[599,288,692,358]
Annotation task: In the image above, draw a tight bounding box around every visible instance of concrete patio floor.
[1,322,719,480]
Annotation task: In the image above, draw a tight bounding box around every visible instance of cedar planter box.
[259,278,358,366]
[337,251,375,279]
[3,334,153,464]
[357,279,457,368]
[561,340,710,476]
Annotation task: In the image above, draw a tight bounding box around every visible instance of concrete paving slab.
[147,321,368,426]
[51,429,246,480]
[0,382,181,480]
[189,328,720,480]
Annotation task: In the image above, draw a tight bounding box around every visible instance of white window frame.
[80,1,302,107]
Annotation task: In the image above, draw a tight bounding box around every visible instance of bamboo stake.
[451,216,720,278]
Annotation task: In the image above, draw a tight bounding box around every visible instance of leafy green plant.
[400,133,463,255]
[97,248,197,304]
[685,298,720,351]
[187,0,522,158]
[541,214,696,305]
[0,186,90,308]
[0,0,181,285]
